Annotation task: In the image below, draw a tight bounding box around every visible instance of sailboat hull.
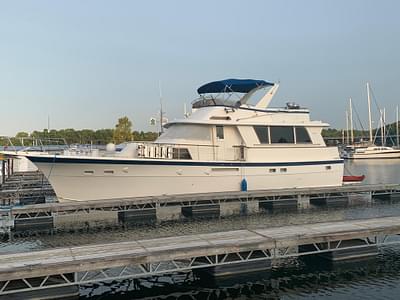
[350,149,400,159]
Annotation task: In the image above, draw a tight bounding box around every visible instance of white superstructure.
[5,79,344,201]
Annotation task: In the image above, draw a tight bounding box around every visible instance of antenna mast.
[159,81,164,134]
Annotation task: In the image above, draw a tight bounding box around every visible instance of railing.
[1,137,248,162]
[0,136,69,153]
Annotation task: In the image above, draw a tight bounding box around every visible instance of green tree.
[113,116,133,144]
[94,129,114,144]
[15,132,29,138]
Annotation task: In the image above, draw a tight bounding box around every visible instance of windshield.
[192,95,239,109]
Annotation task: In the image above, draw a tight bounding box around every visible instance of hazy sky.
[1,0,399,135]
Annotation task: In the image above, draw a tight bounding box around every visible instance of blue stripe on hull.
[26,155,344,167]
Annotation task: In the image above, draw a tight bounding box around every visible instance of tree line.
[1,116,159,146]
[322,120,400,139]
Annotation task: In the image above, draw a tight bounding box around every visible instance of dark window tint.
[295,127,312,143]
[216,125,224,139]
[254,126,269,144]
[173,148,192,159]
[270,126,294,143]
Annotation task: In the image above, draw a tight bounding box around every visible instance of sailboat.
[349,83,400,159]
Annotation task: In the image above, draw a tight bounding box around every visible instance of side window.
[270,126,294,143]
[254,126,269,144]
[172,148,192,159]
[216,125,224,139]
[295,127,312,143]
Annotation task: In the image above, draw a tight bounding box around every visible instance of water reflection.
[345,159,400,184]
[79,247,400,300]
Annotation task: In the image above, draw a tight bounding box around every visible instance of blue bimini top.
[197,78,273,94]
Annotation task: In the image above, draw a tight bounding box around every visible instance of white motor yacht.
[3,79,344,201]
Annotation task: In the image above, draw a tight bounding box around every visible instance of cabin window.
[325,166,332,170]
[254,126,270,144]
[216,125,224,139]
[269,168,276,173]
[172,148,192,160]
[104,170,114,174]
[158,124,211,141]
[295,127,312,143]
[83,170,94,175]
[280,168,287,173]
[270,126,294,143]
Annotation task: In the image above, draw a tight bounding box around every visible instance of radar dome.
[106,143,116,152]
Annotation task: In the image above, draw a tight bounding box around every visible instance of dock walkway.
[0,183,399,234]
[9,183,400,215]
[1,216,400,297]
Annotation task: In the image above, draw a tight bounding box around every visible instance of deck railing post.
[1,159,5,185]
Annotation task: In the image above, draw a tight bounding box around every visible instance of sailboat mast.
[383,108,386,146]
[349,98,354,144]
[367,82,373,143]
[380,109,384,146]
[342,129,345,145]
[397,105,399,148]
[345,110,350,145]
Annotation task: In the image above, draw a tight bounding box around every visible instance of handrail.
[0,136,69,153]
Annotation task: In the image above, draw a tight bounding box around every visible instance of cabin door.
[215,125,225,160]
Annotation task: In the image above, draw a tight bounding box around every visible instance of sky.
[0,0,399,135]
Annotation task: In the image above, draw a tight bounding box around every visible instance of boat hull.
[350,151,400,159]
[26,155,344,201]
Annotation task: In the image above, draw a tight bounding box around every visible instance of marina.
[1,2,400,298]
[2,84,400,299]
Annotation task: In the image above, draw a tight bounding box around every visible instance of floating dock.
[0,170,55,206]
[1,183,400,235]
[1,216,400,298]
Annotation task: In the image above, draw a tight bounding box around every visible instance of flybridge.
[192,78,282,110]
